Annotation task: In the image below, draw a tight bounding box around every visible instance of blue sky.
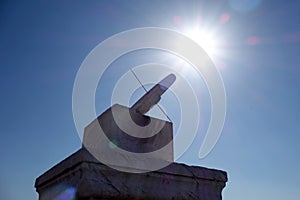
[1,0,300,199]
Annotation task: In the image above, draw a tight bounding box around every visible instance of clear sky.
[1,0,300,199]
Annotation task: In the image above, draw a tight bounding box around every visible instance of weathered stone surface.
[35,81,227,199]
[35,148,227,200]
[83,104,174,164]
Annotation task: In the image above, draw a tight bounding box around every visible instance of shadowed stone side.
[35,148,227,200]
[83,104,174,163]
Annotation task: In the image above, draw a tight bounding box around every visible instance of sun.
[184,28,217,57]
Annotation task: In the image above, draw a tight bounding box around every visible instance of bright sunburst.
[184,28,217,57]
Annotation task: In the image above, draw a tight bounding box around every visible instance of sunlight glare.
[184,29,217,57]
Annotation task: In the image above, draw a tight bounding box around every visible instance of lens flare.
[173,16,182,25]
[247,36,260,46]
[54,185,76,200]
[220,13,230,24]
[109,139,118,149]
[217,61,227,70]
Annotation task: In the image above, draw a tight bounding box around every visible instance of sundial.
[35,70,227,199]
[82,73,177,171]
[35,28,227,200]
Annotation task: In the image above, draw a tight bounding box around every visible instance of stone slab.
[35,148,227,200]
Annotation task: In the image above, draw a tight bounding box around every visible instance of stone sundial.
[35,73,227,200]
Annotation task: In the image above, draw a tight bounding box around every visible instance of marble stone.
[82,104,174,164]
[35,148,227,200]
[35,98,227,199]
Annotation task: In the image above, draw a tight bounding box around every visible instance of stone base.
[35,148,227,200]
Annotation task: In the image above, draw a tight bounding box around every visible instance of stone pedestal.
[35,103,227,199]
[35,148,227,200]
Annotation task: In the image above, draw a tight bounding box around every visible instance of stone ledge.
[35,148,227,200]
